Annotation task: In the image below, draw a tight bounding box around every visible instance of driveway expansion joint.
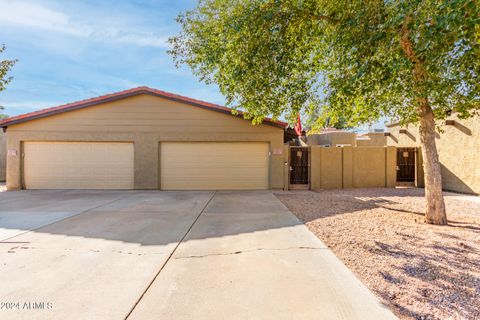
[173,246,326,259]
[124,191,217,320]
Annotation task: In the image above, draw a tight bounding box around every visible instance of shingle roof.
[0,86,287,129]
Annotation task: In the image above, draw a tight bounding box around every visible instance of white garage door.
[160,142,269,190]
[24,142,134,189]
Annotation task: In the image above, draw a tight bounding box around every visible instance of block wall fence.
[284,146,397,190]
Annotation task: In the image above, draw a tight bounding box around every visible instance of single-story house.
[387,113,480,194]
[0,87,288,190]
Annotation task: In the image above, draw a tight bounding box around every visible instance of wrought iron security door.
[289,147,309,188]
[397,148,416,182]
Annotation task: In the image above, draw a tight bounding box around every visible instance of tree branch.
[399,15,430,116]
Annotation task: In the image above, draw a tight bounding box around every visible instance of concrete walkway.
[0,190,395,319]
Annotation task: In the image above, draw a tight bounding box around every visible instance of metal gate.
[289,147,309,189]
[397,148,416,182]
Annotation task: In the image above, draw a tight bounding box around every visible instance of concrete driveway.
[0,190,395,320]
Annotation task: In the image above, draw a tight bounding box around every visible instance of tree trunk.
[399,17,447,225]
[418,102,447,225]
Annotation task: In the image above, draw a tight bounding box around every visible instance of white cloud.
[0,0,169,48]
[0,100,65,115]
[0,1,91,36]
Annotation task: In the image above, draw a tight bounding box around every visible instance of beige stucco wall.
[310,147,343,189]
[352,147,386,188]
[308,146,396,190]
[385,146,397,188]
[5,94,285,190]
[387,114,480,194]
[283,144,290,191]
[356,132,387,147]
[0,130,6,181]
[307,132,356,146]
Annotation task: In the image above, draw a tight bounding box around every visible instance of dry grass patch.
[276,188,480,320]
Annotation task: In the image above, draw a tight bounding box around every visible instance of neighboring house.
[387,114,480,194]
[307,129,386,147]
[0,130,6,182]
[307,130,356,146]
[356,132,387,147]
[0,87,287,190]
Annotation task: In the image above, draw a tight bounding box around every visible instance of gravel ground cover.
[276,188,480,320]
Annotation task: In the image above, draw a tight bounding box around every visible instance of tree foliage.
[0,45,16,92]
[0,106,7,119]
[170,0,480,127]
[0,44,16,118]
[306,111,354,132]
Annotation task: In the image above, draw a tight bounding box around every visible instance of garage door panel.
[24,142,134,189]
[161,142,269,190]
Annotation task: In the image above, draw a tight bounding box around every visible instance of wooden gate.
[289,147,309,189]
[397,148,416,183]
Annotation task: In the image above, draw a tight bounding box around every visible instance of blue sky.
[0,0,385,130]
[0,0,225,116]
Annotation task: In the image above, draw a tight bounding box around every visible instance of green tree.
[307,110,354,132]
[1,44,16,119]
[0,106,7,119]
[170,0,480,225]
